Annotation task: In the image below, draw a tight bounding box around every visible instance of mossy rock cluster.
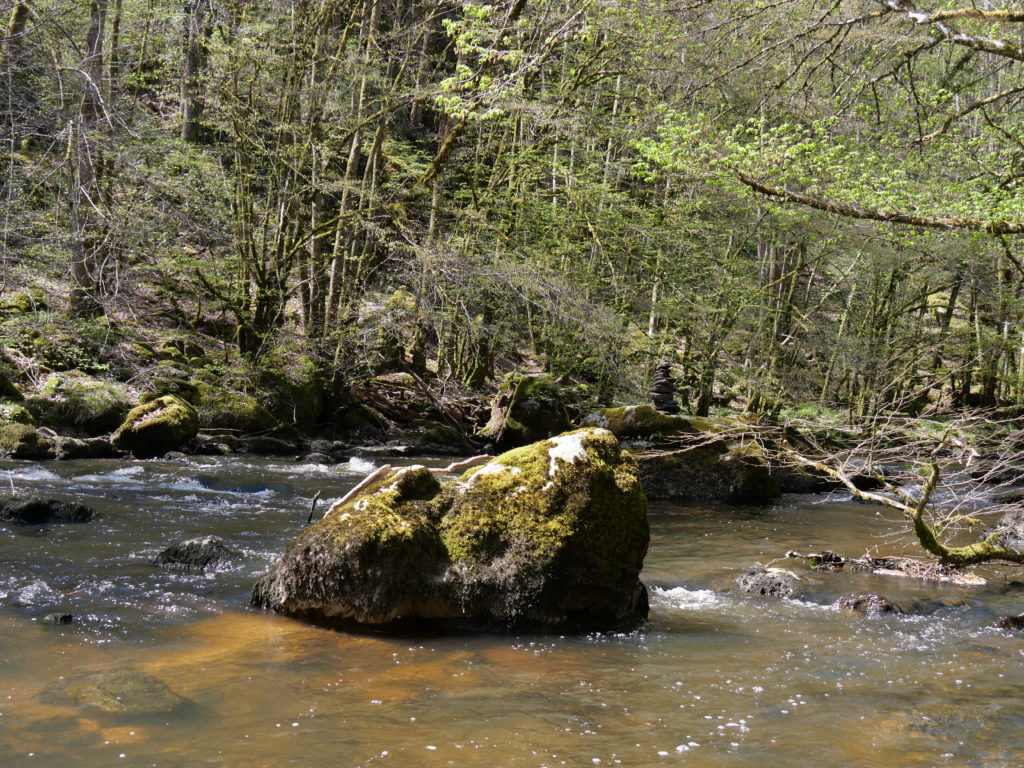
[27,371,133,436]
[0,423,55,459]
[581,405,780,504]
[194,383,278,434]
[480,373,571,450]
[254,427,649,632]
[112,395,199,458]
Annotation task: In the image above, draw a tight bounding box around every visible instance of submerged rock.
[254,427,650,632]
[833,593,904,614]
[40,613,75,625]
[993,488,1024,505]
[113,395,199,459]
[995,614,1024,631]
[581,405,780,504]
[75,669,188,715]
[909,596,974,616]
[0,497,95,524]
[737,568,800,598]
[153,536,236,573]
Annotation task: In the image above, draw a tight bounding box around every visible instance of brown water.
[1,456,1023,767]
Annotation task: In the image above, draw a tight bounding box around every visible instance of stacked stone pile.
[649,361,680,414]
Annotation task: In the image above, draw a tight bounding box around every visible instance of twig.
[330,464,393,515]
[430,455,492,474]
[305,490,321,527]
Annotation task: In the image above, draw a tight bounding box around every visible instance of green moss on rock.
[480,374,571,450]
[253,466,448,624]
[0,423,55,459]
[0,291,45,316]
[29,371,132,435]
[254,428,649,632]
[195,383,278,433]
[0,399,33,424]
[437,428,649,628]
[581,405,779,504]
[581,404,729,441]
[112,395,199,458]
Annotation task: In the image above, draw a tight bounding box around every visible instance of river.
[1,455,1022,766]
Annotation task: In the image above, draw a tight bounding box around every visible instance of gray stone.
[41,613,75,625]
[737,568,800,598]
[153,536,236,573]
[833,593,903,614]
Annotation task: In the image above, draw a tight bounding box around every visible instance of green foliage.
[0,315,119,374]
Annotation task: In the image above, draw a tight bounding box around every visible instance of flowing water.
[1,455,1022,767]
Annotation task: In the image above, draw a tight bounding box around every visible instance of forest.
[4,0,1022,417]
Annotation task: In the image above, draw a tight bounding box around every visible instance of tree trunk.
[181,0,207,142]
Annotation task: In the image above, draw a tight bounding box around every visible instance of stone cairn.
[649,361,680,414]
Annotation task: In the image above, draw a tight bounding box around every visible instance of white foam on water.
[161,479,213,493]
[75,465,146,484]
[14,579,55,606]
[8,465,61,482]
[343,457,377,474]
[652,586,721,611]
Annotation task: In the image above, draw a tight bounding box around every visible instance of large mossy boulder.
[253,427,649,632]
[480,374,571,450]
[581,405,780,504]
[0,423,55,459]
[112,395,199,458]
[195,383,278,434]
[28,371,133,435]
